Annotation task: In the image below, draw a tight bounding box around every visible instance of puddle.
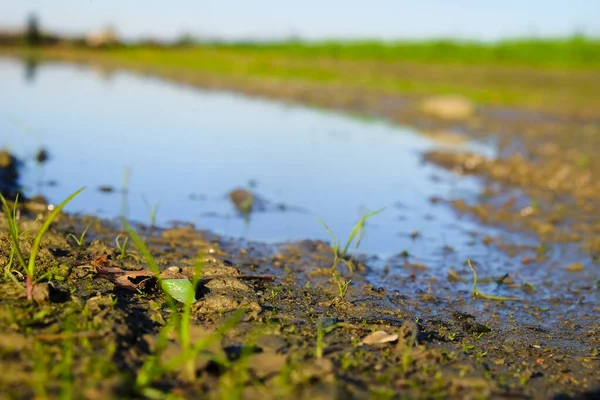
[0,57,499,252]
[6,56,592,306]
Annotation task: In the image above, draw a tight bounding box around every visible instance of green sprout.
[115,234,133,260]
[316,208,384,272]
[66,222,92,247]
[467,260,519,301]
[332,273,351,300]
[1,187,85,300]
[59,319,75,400]
[215,329,261,399]
[142,195,161,227]
[401,325,418,373]
[315,320,338,359]
[120,166,132,218]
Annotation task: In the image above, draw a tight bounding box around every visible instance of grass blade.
[343,208,384,256]
[122,219,160,275]
[0,194,27,270]
[122,218,179,312]
[315,216,337,248]
[28,187,86,278]
[467,259,519,301]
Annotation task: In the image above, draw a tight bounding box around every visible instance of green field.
[7,37,600,116]
[193,37,600,68]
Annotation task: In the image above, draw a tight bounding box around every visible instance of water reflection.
[23,57,39,83]
[0,150,21,199]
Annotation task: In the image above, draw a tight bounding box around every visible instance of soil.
[0,50,599,399]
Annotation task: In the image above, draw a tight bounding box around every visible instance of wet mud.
[0,193,598,399]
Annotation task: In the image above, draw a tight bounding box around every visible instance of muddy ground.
[0,197,597,400]
[1,148,599,400]
[1,52,600,399]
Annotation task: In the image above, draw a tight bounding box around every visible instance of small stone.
[150,311,166,325]
[256,335,287,353]
[32,283,50,303]
[293,358,334,383]
[204,277,251,292]
[566,262,584,272]
[192,293,261,316]
[86,295,114,312]
[229,188,254,214]
[248,353,287,379]
[421,95,475,120]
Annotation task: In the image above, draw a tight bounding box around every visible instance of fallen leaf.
[360,330,399,346]
[97,267,155,291]
[90,255,109,269]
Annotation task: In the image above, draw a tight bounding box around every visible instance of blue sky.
[0,0,598,41]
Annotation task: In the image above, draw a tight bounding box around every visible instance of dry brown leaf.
[360,330,399,346]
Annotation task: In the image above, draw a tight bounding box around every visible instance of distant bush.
[25,14,42,47]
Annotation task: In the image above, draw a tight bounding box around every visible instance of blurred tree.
[26,14,42,46]
[175,32,196,47]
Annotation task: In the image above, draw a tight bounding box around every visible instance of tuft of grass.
[2,196,27,285]
[215,329,262,400]
[316,208,384,272]
[1,187,85,300]
[467,260,519,301]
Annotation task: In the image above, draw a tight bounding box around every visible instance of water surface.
[2,57,500,263]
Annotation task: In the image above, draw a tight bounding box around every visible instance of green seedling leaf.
[122,218,177,313]
[316,216,338,249]
[122,219,160,275]
[344,208,385,256]
[161,279,195,304]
